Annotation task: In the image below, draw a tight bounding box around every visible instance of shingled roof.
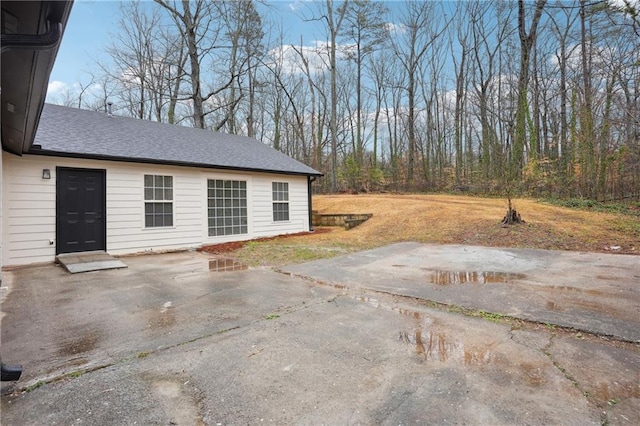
[31,104,322,177]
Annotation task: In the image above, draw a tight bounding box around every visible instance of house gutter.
[308,176,317,232]
[0,21,63,53]
[0,19,64,385]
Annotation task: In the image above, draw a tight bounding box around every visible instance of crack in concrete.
[277,269,639,345]
[3,362,117,397]
[281,265,637,426]
[537,333,611,424]
[3,290,339,398]
[542,333,580,389]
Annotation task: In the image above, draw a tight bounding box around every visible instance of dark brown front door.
[56,167,106,254]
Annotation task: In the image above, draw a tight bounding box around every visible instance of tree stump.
[501,198,525,225]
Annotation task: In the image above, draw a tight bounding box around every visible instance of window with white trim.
[144,175,173,227]
[208,179,248,236]
[272,182,289,222]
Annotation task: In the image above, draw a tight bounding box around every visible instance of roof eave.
[27,148,325,178]
[0,1,74,155]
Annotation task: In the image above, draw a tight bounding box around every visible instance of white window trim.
[206,178,249,237]
[202,173,253,241]
[272,181,290,223]
[143,174,175,229]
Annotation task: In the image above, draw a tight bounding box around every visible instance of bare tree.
[512,0,547,181]
[469,1,515,184]
[391,1,450,188]
[452,4,470,186]
[343,0,388,172]
[547,2,580,191]
[322,0,349,191]
[367,49,388,170]
[290,38,322,168]
[215,0,264,134]
[154,0,237,129]
[68,0,638,199]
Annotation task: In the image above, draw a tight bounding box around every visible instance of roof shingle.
[32,104,322,176]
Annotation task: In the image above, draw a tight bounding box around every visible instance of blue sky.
[47,0,639,100]
[48,0,350,96]
[48,0,426,99]
[49,0,121,85]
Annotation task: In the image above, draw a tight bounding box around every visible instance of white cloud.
[46,80,104,105]
[385,22,406,35]
[47,80,68,96]
[268,42,329,75]
[268,40,357,76]
[288,0,311,12]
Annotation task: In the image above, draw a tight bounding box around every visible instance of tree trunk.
[501,197,525,225]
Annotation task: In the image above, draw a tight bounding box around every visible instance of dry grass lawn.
[232,194,640,266]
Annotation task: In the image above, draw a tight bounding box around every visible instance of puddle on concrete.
[209,257,248,272]
[399,330,456,362]
[354,295,495,365]
[355,295,434,327]
[424,270,526,285]
[398,328,495,365]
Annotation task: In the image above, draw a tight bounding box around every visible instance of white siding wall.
[249,175,309,238]
[2,153,57,265]
[2,153,311,266]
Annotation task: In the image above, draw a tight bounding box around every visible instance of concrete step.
[56,251,127,274]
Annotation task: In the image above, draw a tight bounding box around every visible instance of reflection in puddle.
[354,295,495,365]
[399,330,453,362]
[398,329,494,365]
[426,270,526,285]
[355,296,433,327]
[209,257,248,272]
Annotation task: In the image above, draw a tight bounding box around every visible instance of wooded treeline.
[53,0,640,201]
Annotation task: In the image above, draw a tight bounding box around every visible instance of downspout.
[308,176,317,232]
[1,21,63,53]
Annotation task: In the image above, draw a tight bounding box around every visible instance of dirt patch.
[199,240,246,254]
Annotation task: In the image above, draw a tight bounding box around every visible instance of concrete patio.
[1,245,638,425]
